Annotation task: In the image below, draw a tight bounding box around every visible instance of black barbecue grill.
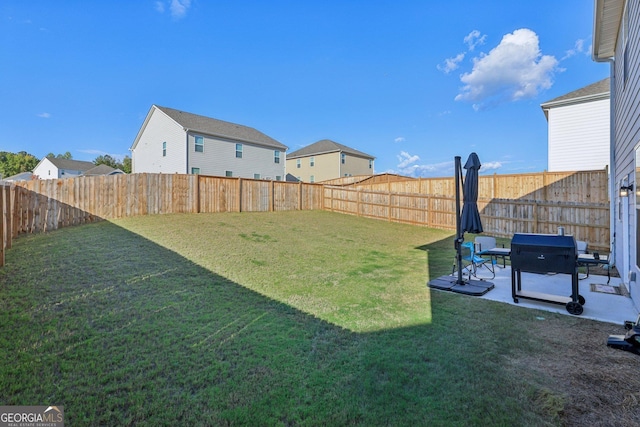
[510,233,584,315]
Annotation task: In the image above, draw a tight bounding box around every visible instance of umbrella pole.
[455,156,464,285]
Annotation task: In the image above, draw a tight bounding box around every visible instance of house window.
[254,173,261,179]
[225,171,233,177]
[369,159,373,169]
[341,153,346,164]
[195,136,204,153]
[191,167,200,174]
[310,175,315,183]
[162,141,167,157]
[236,143,243,158]
[296,159,301,168]
[274,150,280,163]
[275,175,281,181]
[310,156,315,167]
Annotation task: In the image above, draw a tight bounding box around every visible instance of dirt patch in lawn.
[507,315,640,426]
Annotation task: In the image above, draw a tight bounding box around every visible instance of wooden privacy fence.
[0,170,611,266]
[0,174,323,266]
[351,169,609,204]
[324,185,610,253]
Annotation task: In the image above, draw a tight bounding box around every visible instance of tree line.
[0,151,132,179]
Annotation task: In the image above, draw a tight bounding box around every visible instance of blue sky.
[0,0,609,177]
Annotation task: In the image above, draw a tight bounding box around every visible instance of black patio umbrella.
[460,152,483,234]
[427,153,494,296]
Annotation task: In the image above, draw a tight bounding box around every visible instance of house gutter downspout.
[185,128,190,174]
[607,60,616,269]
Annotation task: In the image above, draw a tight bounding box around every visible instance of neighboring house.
[83,164,124,176]
[286,139,375,183]
[541,78,610,172]
[0,171,35,183]
[130,105,288,180]
[33,158,95,180]
[593,0,639,311]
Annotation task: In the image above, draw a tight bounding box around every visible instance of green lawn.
[0,210,585,425]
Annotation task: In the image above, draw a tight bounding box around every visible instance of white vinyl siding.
[187,134,285,179]
[612,0,640,310]
[547,99,610,172]
[131,107,187,173]
[131,105,287,179]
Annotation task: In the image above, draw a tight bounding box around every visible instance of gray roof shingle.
[46,158,95,171]
[156,105,287,150]
[541,78,610,106]
[83,164,123,176]
[286,139,374,160]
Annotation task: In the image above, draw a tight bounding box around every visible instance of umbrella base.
[428,275,494,296]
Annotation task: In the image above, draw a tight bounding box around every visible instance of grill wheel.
[566,301,584,315]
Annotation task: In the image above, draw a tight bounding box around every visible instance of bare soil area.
[509,314,640,426]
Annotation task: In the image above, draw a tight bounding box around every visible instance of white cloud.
[394,152,457,177]
[464,30,487,51]
[481,161,502,171]
[397,151,420,169]
[394,137,405,143]
[37,112,51,118]
[170,0,191,19]
[562,38,591,60]
[437,53,465,74]
[438,31,487,74]
[455,28,559,109]
[155,0,191,19]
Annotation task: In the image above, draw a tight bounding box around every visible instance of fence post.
[1,186,6,266]
[6,185,13,249]
[270,180,274,212]
[533,201,538,233]
[197,175,201,214]
[238,178,243,212]
[298,181,302,210]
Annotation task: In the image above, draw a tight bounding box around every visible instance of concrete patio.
[450,264,638,325]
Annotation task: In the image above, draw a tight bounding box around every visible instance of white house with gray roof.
[286,139,374,183]
[33,158,95,180]
[540,78,610,172]
[130,105,288,180]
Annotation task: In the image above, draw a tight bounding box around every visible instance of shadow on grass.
[1,221,555,426]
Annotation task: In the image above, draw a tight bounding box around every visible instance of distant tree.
[121,156,132,174]
[93,154,131,174]
[94,154,118,169]
[0,151,39,178]
[46,152,72,159]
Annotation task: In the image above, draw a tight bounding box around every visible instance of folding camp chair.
[452,241,495,279]
[577,240,590,280]
[475,236,507,268]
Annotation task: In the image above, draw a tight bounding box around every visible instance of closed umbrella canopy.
[460,152,483,234]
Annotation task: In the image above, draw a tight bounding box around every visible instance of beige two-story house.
[286,139,374,183]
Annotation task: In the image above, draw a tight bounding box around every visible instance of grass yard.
[1,210,639,426]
